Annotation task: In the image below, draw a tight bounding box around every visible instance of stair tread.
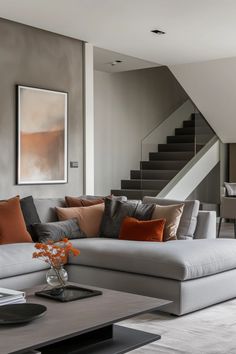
[122,179,169,182]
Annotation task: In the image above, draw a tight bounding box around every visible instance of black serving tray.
[35,285,102,302]
[0,303,47,324]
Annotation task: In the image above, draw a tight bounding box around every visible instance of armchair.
[218,183,236,238]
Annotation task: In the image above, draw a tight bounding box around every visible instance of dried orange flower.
[32,238,80,268]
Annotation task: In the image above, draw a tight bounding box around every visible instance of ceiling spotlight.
[151,29,165,35]
[111,60,123,66]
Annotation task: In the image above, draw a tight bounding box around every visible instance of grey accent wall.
[94,66,187,195]
[0,18,84,199]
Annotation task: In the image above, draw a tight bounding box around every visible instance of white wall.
[94,66,187,195]
[170,56,236,143]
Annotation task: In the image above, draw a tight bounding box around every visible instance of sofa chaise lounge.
[1,197,236,315]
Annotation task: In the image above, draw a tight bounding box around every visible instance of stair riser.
[175,127,195,135]
[167,135,195,143]
[158,144,195,152]
[130,170,178,180]
[121,180,169,190]
[140,161,188,170]
[149,151,194,161]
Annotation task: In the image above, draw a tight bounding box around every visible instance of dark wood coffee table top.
[0,283,170,354]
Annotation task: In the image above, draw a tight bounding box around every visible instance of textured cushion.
[32,219,82,243]
[56,203,105,237]
[68,238,236,281]
[119,217,165,242]
[152,203,184,241]
[224,182,236,196]
[0,243,49,279]
[143,197,200,240]
[0,196,32,244]
[65,196,104,207]
[20,196,41,241]
[100,198,155,239]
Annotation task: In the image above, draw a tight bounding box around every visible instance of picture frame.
[17,85,68,184]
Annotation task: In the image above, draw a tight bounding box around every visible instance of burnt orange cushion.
[119,216,165,242]
[0,196,32,244]
[65,196,104,207]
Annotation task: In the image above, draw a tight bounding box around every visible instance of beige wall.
[0,18,84,199]
[170,57,236,143]
[94,66,187,195]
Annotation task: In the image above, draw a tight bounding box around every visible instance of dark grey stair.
[111,112,214,200]
[149,151,194,161]
[167,135,195,143]
[111,189,159,199]
[158,143,195,152]
[183,120,195,128]
[130,170,179,180]
[140,160,188,170]
[175,127,195,135]
[121,179,169,190]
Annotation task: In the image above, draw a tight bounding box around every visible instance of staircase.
[111,113,213,199]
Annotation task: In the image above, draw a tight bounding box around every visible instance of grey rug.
[120,298,236,353]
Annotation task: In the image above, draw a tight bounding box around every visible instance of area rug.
[120,298,236,353]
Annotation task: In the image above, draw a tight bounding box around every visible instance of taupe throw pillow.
[152,203,184,241]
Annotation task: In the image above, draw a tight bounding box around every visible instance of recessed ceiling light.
[151,29,165,35]
[110,60,123,66]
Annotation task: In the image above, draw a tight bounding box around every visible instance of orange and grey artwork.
[17,86,67,184]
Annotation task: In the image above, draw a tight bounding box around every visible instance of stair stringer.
[156,136,220,200]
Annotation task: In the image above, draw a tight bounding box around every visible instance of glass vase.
[46,266,68,288]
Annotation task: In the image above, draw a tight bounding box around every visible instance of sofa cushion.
[56,204,105,237]
[143,197,200,240]
[100,198,155,239]
[68,238,236,281]
[0,243,49,279]
[65,196,104,207]
[152,203,184,241]
[32,219,82,243]
[20,196,41,242]
[119,217,165,242]
[0,196,32,245]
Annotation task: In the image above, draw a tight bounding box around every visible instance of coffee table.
[0,283,170,354]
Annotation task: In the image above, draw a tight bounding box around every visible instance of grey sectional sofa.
[1,197,236,315]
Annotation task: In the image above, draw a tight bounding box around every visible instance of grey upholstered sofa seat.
[69,238,236,281]
[0,243,49,279]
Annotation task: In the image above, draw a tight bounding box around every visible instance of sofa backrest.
[34,198,65,223]
[34,197,216,240]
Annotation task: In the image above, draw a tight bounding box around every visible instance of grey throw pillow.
[224,182,236,196]
[32,219,82,243]
[100,198,155,238]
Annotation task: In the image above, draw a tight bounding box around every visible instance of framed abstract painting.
[17,85,68,184]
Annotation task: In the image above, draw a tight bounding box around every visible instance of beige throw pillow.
[56,203,105,237]
[152,203,184,241]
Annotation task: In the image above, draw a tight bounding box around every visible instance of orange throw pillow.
[0,196,32,244]
[119,216,165,242]
[65,196,104,207]
[56,203,105,237]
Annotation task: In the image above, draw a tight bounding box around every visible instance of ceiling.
[94,47,159,73]
[1,0,236,65]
